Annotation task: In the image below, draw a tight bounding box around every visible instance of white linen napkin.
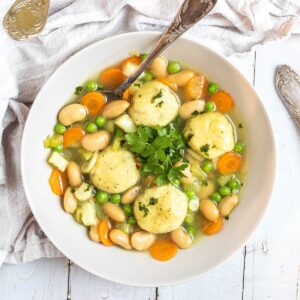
[0,0,299,265]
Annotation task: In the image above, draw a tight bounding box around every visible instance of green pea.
[211,192,222,203]
[85,122,98,133]
[95,116,106,127]
[143,70,153,82]
[85,81,98,92]
[204,101,215,112]
[201,160,213,173]
[123,204,132,215]
[54,123,66,135]
[140,53,148,61]
[186,191,196,200]
[229,178,240,190]
[111,194,121,204]
[167,61,181,74]
[184,212,194,224]
[96,191,108,204]
[207,82,218,94]
[127,216,137,225]
[219,186,231,197]
[185,223,196,237]
[234,142,245,154]
[52,145,64,153]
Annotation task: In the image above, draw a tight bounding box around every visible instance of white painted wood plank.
[242,36,300,300]
[0,258,68,300]
[158,52,255,300]
[70,262,156,300]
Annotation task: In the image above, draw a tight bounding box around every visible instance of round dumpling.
[183,112,235,159]
[128,80,179,127]
[134,185,188,234]
[90,147,140,193]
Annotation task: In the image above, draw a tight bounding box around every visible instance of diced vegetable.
[103,120,115,133]
[184,212,195,224]
[185,75,207,100]
[81,201,98,226]
[117,223,134,234]
[63,127,85,148]
[183,179,201,194]
[73,207,83,224]
[48,151,69,172]
[114,114,137,133]
[94,201,106,220]
[188,198,200,212]
[190,163,207,180]
[44,134,63,148]
[217,174,233,186]
[81,152,98,173]
[74,182,94,201]
[49,168,67,196]
[78,149,93,161]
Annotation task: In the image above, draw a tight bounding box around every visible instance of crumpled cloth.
[0,0,299,265]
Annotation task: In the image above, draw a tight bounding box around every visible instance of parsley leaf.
[200,144,210,153]
[138,202,149,217]
[149,198,158,205]
[191,110,201,116]
[156,101,164,107]
[238,123,243,129]
[151,89,163,103]
[74,86,83,95]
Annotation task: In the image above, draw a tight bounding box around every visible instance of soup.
[44,52,247,261]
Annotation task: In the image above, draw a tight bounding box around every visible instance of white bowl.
[21,32,276,287]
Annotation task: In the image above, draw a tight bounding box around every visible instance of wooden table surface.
[1,35,300,300]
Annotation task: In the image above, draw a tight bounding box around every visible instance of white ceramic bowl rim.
[21,31,276,287]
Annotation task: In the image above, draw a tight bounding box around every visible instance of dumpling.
[90,147,140,193]
[183,112,235,159]
[128,80,179,127]
[134,185,188,234]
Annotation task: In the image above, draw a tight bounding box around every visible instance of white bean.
[67,161,82,187]
[121,186,141,204]
[103,202,126,222]
[200,199,219,221]
[109,229,132,249]
[101,100,130,119]
[81,130,111,152]
[219,194,239,216]
[170,227,192,249]
[63,187,77,214]
[167,70,195,87]
[58,104,87,126]
[179,100,205,119]
[131,231,156,251]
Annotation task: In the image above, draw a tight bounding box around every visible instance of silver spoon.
[3,0,50,40]
[107,0,217,99]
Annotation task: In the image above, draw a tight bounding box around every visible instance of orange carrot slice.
[210,91,234,113]
[99,68,125,90]
[80,92,106,116]
[203,217,223,235]
[63,127,85,148]
[217,152,242,174]
[99,219,114,247]
[49,168,67,196]
[122,88,130,101]
[157,77,178,91]
[185,75,207,100]
[150,240,177,261]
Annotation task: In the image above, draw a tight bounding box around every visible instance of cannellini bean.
[174,161,194,184]
[63,187,77,214]
[219,194,239,216]
[67,161,82,187]
[131,231,156,251]
[81,130,111,152]
[150,56,168,77]
[121,185,141,204]
[167,70,195,87]
[103,202,126,222]
[200,199,219,221]
[101,100,130,119]
[170,227,192,249]
[58,104,87,126]
[89,223,100,242]
[109,229,132,249]
[179,100,205,119]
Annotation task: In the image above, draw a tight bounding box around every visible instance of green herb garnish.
[200,144,210,154]
[156,101,164,107]
[139,202,149,217]
[191,110,201,116]
[75,86,83,95]
[149,197,158,205]
[151,89,163,103]
[238,123,243,129]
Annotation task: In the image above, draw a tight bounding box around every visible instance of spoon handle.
[114,0,217,97]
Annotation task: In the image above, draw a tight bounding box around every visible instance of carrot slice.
[157,77,177,91]
[150,240,177,261]
[122,88,130,101]
[99,219,114,246]
[210,91,234,113]
[121,56,141,69]
[49,169,67,196]
[63,127,85,148]
[203,217,223,235]
[99,68,125,90]
[217,152,242,174]
[80,92,106,116]
[185,75,207,100]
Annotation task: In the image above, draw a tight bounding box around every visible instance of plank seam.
[67,260,72,300]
